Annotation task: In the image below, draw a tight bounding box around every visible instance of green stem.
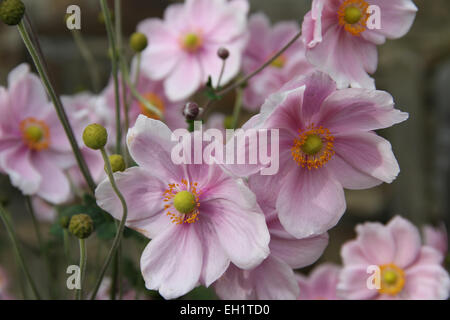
[90,147,128,300]
[25,196,55,298]
[100,0,122,155]
[72,30,101,92]
[231,87,244,129]
[134,53,142,86]
[17,21,96,194]
[0,204,41,300]
[216,59,227,90]
[76,238,87,300]
[63,229,70,264]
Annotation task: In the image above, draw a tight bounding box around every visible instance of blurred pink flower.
[302,0,417,89]
[0,64,73,204]
[243,13,313,110]
[423,223,448,258]
[338,216,450,300]
[61,93,106,186]
[95,277,137,300]
[214,174,329,300]
[225,71,408,238]
[0,267,14,300]
[100,72,186,131]
[137,0,249,101]
[297,264,341,300]
[95,115,270,299]
[32,196,57,223]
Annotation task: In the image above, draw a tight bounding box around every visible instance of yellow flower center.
[139,92,165,120]
[338,0,369,36]
[271,55,287,69]
[20,118,50,151]
[181,32,203,52]
[378,264,405,296]
[291,124,335,170]
[163,179,201,225]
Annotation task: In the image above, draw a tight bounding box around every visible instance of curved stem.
[0,204,41,300]
[100,0,122,155]
[231,87,244,129]
[72,30,101,92]
[17,21,96,194]
[76,239,87,300]
[202,29,302,119]
[90,147,128,300]
[216,59,227,90]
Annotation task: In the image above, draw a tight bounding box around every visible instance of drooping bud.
[183,102,200,121]
[130,32,148,52]
[68,214,94,239]
[82,123,107,150]
[107,154,126,173]
[0,0,25,26]
[217,47,229,60]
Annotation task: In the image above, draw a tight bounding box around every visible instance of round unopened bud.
[183,102,200,121]
[130,32,148,52]
[107,154,126,173]
[0,0,25,26]
[224,116,234,129]
[68,214,94,239]
[59,216,70,229]
[83,123,107,150]
[217,47,229,60]
[98,10,114,25]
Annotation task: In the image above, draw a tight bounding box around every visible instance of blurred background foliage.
[0,0,449,299]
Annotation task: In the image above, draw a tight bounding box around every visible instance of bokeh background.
[0,0,448,299]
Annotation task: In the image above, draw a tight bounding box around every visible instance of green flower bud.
[224,116,234,130]
[82,123,107,150]
[130,32,148,52]
[106,154,126,173]
[98,10,114,25]
[68,214,94,239]
[0,0,25,26]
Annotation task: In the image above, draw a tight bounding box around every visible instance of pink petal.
[126,116,184,182]
[140,225,203,299]
[331,132,401,185]
[363,0,418,43]
[33,152,70,204]
[318,88,408,133]
[355,221,395,265]
[341,241,372,266]
[299,264,341,300]
[423,224,448,257]
[403,265,450,300]
[164,54,203,101]
[276,164,346,238]
[0,145,41,195]
[337,265,379,300]
[387,216,422,268]
[95,167,168,239]
[206,198,270,269]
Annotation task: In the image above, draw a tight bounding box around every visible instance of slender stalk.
[134,53,142,86]
[218,30,302,97]
[216,59,227,90]
[25,196,55,298]
[17,21,96,194]
[231,87,244,129]
[0,204,41,300]
[100,0,122,155]
[202,29,302,118]
[76,239,87,300]
[72,30,101,92]
[90,147,128,300]
[122,61,163,119]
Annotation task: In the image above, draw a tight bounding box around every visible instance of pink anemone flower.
[225,71,407,238]
[0,64,73,204]
[338,216,450,300]
[95,115,270,299]
[297,264,341,300]
[423,223,448,258]
[243,13,313,110]
[302,0,417,89]
[214,174,329,300]
[137,0,249,101]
